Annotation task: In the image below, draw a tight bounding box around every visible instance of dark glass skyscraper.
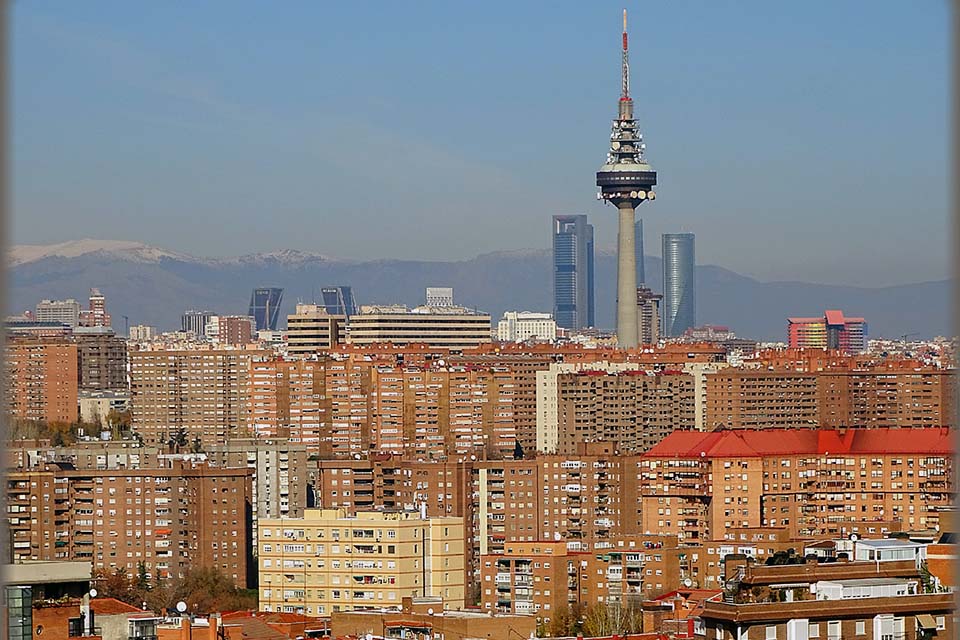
[552,215,595,330]
[321,286,358,317]
[249,287,284,331]
[662,233,695,337]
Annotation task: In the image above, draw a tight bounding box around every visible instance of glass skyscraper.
[552,215,595,330]
[662,233,695,337]
[249,287,284,331]
[321,286,358,317]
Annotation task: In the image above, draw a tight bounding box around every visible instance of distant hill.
[8,239,952,341]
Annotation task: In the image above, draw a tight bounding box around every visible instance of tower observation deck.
[596,9,657,349]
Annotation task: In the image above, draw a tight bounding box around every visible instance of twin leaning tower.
[596,10,657,349]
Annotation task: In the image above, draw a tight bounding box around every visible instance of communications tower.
[596,9,657,348]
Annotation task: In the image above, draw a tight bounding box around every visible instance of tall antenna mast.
[621,9,630,100]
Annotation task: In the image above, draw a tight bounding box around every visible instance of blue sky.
[13,1,949,286]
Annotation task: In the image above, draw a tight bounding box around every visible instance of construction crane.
[900,332,919,341]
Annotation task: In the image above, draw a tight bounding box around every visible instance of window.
[808,623,819,638]
[765,626,776,640]
[937,617,946,631]
[827,621,840,640]
[855,621,865,635]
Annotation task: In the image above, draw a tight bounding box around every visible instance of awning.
[916,614,937,630]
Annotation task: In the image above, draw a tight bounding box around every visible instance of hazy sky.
[13,2,949,287]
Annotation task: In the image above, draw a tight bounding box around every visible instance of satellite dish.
[849,534,859,541]
[427,608,434,615]
[682,578,693,588]
[176,601,188,613]
[89,588,98,598]
[611,141,621,150]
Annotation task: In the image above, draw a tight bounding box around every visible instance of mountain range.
[8,240,952,341]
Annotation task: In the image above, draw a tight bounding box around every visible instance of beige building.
[258,509,465,616]
[348,305,491,349]
[286,304,344,356]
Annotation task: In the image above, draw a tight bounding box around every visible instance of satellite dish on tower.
[89,588,98,598]
[682,578,693,588]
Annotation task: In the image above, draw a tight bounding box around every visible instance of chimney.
[180,616,191,640]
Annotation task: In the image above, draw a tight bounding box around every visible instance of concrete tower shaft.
[596,9,657,349]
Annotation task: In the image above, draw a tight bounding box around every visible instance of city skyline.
[12,2,949,288]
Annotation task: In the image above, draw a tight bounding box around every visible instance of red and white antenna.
[621,8,630,100]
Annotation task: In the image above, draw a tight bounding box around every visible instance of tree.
[96,567,136,605]
[171,567,257,614]
[581,602,643,637]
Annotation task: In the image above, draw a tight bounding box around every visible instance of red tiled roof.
[644,427,953,458]
[90,598,143,615]
[824,310,845,325]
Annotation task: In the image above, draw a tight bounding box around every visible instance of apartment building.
[257,509,465,616]
[248,358,328,444]
[73,327,128,392]
[705,366,955,430]
[553,369,695,454]
[129,347,269,446]
[205,439,309,550]
[479,536,680,619]
[700,558,953,640]
[368,366,517,459]
[638,428,953,543]
[6,460,253,586]
[348,305,492,349]
[5,337,79,424]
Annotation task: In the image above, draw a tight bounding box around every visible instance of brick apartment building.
[704,365,955,430]
[5,337,79,424]
[638,427,953,542]
[6,460,253,587]
[129,347,269,446]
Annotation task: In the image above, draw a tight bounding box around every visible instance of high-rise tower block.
[596,9,657,348]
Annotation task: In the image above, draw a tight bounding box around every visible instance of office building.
[286,304,344,356]
[496,311,557,343]
[181,310,216,337]
[426,287,455,307]
[552,215,595,331]
[7,460,253,586]
[5,337,79,424]
[78,288,111,328]
[249,287,284,332]
[35,298,81,327]
[129,347,268,446]
[321,286,358,317]
[662,233,695,337]
[636,286,662,345]
[595,12,658,348]
[257,509,465,615]
[788,309,868,353]
[73,327,128,392]
[348,305,491,349]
